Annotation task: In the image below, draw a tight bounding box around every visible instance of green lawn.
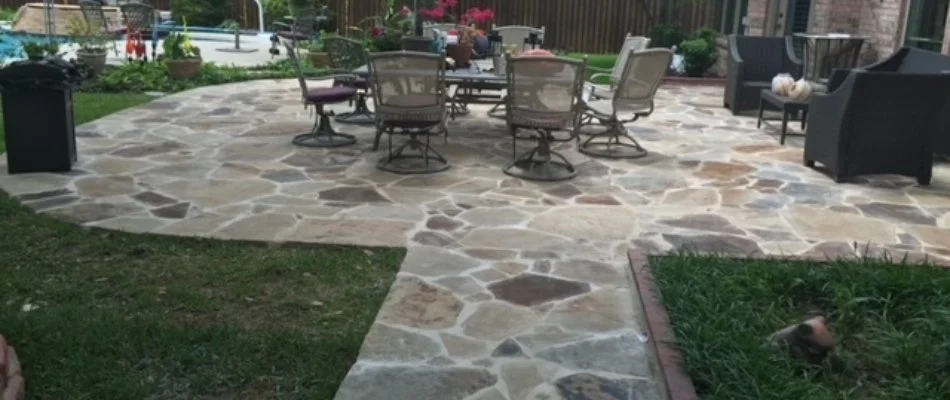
[0,93,405,398]
[0,93,155,154]
[652,255,950,400]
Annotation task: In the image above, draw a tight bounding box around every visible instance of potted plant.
[308,31,333,67]
[162,32,202,79]
[66,17,108,76]
[420,0,494,66]
[21,40,60,61]
[349,0,411,52]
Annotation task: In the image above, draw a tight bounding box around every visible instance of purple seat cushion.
[305,86,357,104]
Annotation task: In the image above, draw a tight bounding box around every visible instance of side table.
[757,89,809,145]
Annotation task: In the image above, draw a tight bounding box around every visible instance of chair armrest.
[862,48,905,71]
[807,70,858,151]
[446,84,459,100]
[588,71,612,84]
[309,73,361,82]
[827,69,851,92]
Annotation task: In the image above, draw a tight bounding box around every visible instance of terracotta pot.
[308,51,330,67]
[166,58,202,79]
[446,42,473,67]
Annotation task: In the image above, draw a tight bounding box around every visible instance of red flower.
[422,6,445,21]
[371,26,383,38]
[440,0,458,8]
[400,6,411,16]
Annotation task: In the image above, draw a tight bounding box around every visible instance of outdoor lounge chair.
[78,0,123,56]
[367,51,452,174]
[826,47,950,158]
[324,36,375,126]
[580,48,673,159]
[587,34,651,92]
[502,53,587,181]
[724,35,801,115]
[803,70,950,185]
[284,42,359,148]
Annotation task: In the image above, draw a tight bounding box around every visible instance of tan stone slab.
[285,218,414,247]
[527,206,636,242]
[215,213,297,241]
[784,205,898,244]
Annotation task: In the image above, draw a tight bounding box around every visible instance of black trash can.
[0,57,83,174]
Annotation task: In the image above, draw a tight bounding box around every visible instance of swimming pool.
[0,32,72,61]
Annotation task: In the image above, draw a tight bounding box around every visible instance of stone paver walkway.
[3,80,950,400]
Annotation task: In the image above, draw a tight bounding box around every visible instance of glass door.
[905,0,950,51]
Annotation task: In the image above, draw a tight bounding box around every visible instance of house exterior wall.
[744,0,950,60]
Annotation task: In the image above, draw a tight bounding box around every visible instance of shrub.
[651,23,685,49]
[171,0,231,27]
[82,61,326,93]
[680,38,716,77]
[263,0,290,30]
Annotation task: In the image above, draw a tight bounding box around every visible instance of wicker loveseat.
[803,70,950,185]
[724,35,802,115]
[827,47,950,157]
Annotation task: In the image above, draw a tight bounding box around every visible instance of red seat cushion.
[305,86,357,104]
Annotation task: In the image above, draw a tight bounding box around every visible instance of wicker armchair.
[492,24,545,50]
[324,36,375,126]
[580,48,673,159]
[724,35,802,115]
[367,51,452,174]
[503,53,587,181]
[827,47,950,158]
[803,70,950,185]
[79,0,122,55]
[588,34,651,90]
[283,42,359,148]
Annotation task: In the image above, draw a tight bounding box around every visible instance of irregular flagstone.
[546,289,633,333]
[462,301,541,340]
[358,323,442,362]
[488,274,591,307]
[335,366,497,400]
[440,333,490,359]
[658,213,744,235]
[402,246,482,277]
[856,202,936,226]
[527,206,636,241]
[556,373,661,400]
[500,360,561,400]
[660,188,719,206]
[285,218,413,246]
[784,206,898,244]
[491,338,528,358]
[551,259,624,287]
[435,276,485,296]
[457,207,531,227]
[378,277,464,330]
[461,228,574,251]
[318,186,390,203]
[536,333,652,377]
[157,179,277,208]
[215,213,296,241]
[49,202,142,223]
[110,140,185,158]
[694,161,755,180]
[663,233,763,255]
[515,326,588,353]
[155,213,234,235]
[73,175,138,198]
[344,204,425,221]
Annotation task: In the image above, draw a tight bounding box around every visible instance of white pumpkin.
[788,79,813,101]
[771,73,796,97]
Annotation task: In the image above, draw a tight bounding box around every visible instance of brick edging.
[628,250,699,400]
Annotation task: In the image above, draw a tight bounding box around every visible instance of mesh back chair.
[503,54,587,181]
[367,51,451,174]
[79,0,123,55]
[588,34,651,92]
[273,8,324,57]
[803,70,950,185]
[284,42,359,148]
[492,25,545,51]
[325,36,375,126]
[724,35,802,115]
[119,1,155,60]
[580,48,673,159]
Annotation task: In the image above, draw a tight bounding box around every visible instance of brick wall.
[747,0,768,36]
[856,0,906,63]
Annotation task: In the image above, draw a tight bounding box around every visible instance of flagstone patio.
[2,79,950,400]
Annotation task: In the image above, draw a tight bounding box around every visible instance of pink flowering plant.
[419,0,495,44]
[349,0,412,51]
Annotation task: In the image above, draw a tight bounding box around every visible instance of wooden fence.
[1,0,719,53]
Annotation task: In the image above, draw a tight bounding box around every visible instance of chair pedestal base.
[579,117,647,159]
[377,130,450,174]
[292,111,357,148]
[335,92,375,125]
[503,131,576,181]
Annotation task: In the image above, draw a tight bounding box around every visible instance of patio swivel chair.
[284,42,360,148]
[367,51,452,174]
[803,70,950,184]
[580,48,673,159]
[724,35,802,115]
[502,53,588,181]
[587,34,651,94]
[325,36,375,126]
[78,0,123,56]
